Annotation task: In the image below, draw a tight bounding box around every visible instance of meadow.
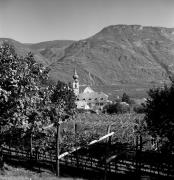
[0,163,83,180]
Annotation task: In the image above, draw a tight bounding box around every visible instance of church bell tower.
[73,68,79,96]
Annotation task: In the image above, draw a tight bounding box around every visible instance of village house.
[72,69,110,111]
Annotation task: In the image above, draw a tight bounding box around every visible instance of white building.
[72,70,110,110]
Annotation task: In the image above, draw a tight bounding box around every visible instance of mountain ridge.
[1,24,174,98]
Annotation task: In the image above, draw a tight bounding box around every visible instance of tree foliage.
[144,83,174,148]
[49,81,77,124]
[0,42,50,147]
[133,104,146,114]
[103,102,130,114]
[0,42,77,164]
[121,92,131,104]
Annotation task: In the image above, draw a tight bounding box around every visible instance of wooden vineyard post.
[135,135,142,177]
[135,135,139,175]
[139,135,142,175]
[104,125,112,180]
[56,122,60,177]
[30,132,33,160]
[74,121,79,168]
[0,145,4,169]
[104,161,107,180]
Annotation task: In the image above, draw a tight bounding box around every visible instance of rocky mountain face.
[1,25,174,97]
[49,25,174,85]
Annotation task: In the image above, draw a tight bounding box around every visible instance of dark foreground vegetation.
[1,42,174,179]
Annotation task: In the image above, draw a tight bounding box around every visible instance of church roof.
[83,86,94,93]
[78,90,108,103]
[79,85,99,94]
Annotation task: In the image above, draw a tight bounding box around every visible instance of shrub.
[144,83,174,150]
[103,102,130,114]
[133,104,145,114]
[121,92,131,104]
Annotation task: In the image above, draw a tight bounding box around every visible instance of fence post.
[104,125,112,180]
[104,158,107,180]
[56,122,60,177]
[135,135,139,175]
[139,135,142,175]
[0,145,4,169]
[36,147,41,173]
[74,122,79,169]
[9,138,12,159]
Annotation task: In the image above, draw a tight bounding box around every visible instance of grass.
[0,163,83,180]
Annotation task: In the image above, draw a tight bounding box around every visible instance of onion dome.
[73,69,79,79]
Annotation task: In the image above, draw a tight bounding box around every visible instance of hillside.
[49,25,174,85]
[27,40,74,65]
[47,25,174,97]
[1,25,174,98]
[0,38,74,65]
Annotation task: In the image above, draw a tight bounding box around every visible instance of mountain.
[1,25,174,98]
[0,38,48,65]
[27,40,74,65]
[47,25,174,97]
[0,38,74,65]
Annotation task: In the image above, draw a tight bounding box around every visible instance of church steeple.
[73,68,79,80]
[73,68,79,96]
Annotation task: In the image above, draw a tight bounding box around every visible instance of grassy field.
[0,163,83,180]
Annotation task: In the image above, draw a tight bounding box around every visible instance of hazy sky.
[0,0,174,43]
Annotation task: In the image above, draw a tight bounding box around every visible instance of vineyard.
[1,102,174,179]
[3,113,145,153]
[1,121,174,180]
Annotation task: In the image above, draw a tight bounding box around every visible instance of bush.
[122,92,131,104]
[103,102,130,114]
[133,104,145,114]
[103,103,116,114]
[144,83,174,149]
[116,102,130,113]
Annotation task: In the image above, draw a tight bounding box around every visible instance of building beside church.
[72,69,110,111]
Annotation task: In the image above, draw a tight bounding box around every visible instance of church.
[72,69,110,111]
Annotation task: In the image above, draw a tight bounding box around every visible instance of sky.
[0,0,174,43]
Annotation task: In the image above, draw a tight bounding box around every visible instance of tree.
[121,92,131,104]
[144,83,174,151]
[103,102,130,114]
[49,81,76,176]
[0,42,50,154]
[133,104,146,114]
